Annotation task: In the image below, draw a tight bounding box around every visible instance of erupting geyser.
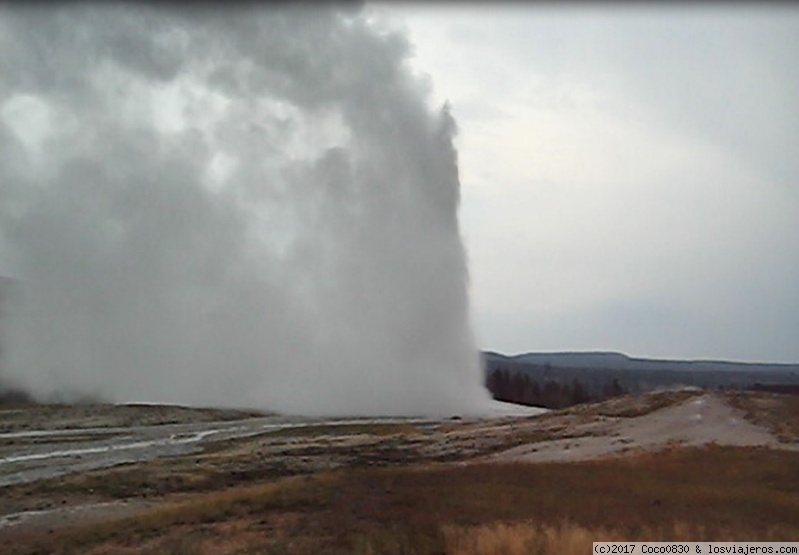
[0,4,492,415]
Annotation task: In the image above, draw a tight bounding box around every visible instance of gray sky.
[375,3,799,363]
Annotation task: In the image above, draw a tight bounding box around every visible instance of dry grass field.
[725,391,799,443]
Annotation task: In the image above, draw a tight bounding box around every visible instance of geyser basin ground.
[1,390,798,553]
[0,400,545,488]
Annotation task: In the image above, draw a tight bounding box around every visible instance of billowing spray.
[0,5,492,415]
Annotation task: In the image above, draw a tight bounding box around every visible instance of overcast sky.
[373,3,799,363]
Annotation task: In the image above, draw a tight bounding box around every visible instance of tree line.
[486,366,628,409]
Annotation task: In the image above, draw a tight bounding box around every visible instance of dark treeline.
[484,355,799,410]
[749,383,799,395]
[485,366,627,409]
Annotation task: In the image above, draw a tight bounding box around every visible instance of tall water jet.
[0,4,492,415]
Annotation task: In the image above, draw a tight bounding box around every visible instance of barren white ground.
[483,392,792,464]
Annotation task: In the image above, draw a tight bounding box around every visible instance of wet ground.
[0,407,445,487]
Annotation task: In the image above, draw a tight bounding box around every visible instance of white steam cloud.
[0,4,491,415]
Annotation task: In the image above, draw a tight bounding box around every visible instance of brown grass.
[4,458,223,501]
[12,474,333,554]
[443,520,799,555]
[567,389,703,418]
[328,446,799,536]
[443,522,615,555]
[10,444,799,554]
[0,403,267,434]
[725,391,799,443]
[263,422,423,438]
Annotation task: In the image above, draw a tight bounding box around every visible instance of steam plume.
[0,4,491,415]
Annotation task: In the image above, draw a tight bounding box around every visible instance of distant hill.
[481,351,799,409]
[483,350,799,374]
